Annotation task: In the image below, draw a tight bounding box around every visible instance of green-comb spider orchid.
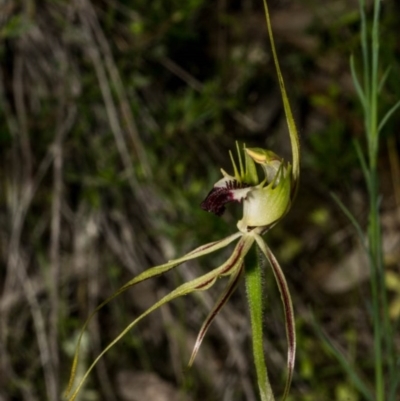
[66,1,300,400]
[65,141,299,401]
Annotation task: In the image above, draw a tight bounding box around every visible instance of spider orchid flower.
[66,1,300,400]
[66,142,299,401]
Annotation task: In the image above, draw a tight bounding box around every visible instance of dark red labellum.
[201,180,250,216]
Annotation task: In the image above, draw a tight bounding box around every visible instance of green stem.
[372,0,395,388]
[369,172,394,397]
[365,0,384,393]
[359,0,370,106]
[245,244,275,401]
[361,0,394,399]
[368,183,384,401]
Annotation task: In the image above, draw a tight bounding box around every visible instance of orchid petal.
[66,234,254,401]
[188,262,245,367]
[254,234,296,401]
[66,231,242,397]
[229,147,241,182]
[244,146,259,185]
[182,232,243,259]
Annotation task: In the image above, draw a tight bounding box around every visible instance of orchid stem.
[245,244,275,401]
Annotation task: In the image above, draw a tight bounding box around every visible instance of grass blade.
[378,100,400,133]
[350,54,366,110]
[312,313,374,401]
[330,192,367,251]
[378,66,391,93]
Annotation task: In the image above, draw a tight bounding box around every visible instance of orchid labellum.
[66,1,300,400]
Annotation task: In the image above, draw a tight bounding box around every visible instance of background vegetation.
[0,0,399,400]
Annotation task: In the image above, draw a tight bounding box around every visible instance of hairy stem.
[245,244,275,401]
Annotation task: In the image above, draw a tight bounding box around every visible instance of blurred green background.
[0,0,399,400]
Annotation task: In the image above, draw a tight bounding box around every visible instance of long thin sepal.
[188,262,245,367]
[255,234,295,401]
[261,0,300,198]
[66,235,253,401]
[245,243,275,401]
[65,231,242,396]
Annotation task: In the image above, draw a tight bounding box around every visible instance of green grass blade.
[350,54,366,110]
[359,0,370,103]
[378,100,400,133]
[353,139,370,188]
[378,66,391,93]
[330,192,367,252]
[388,357,400,401]
[312,313,375,401]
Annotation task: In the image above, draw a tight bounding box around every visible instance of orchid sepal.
[65,231,242,398]
[255,234,296,401]
[188,261,245,367]
[66,234,256,401]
